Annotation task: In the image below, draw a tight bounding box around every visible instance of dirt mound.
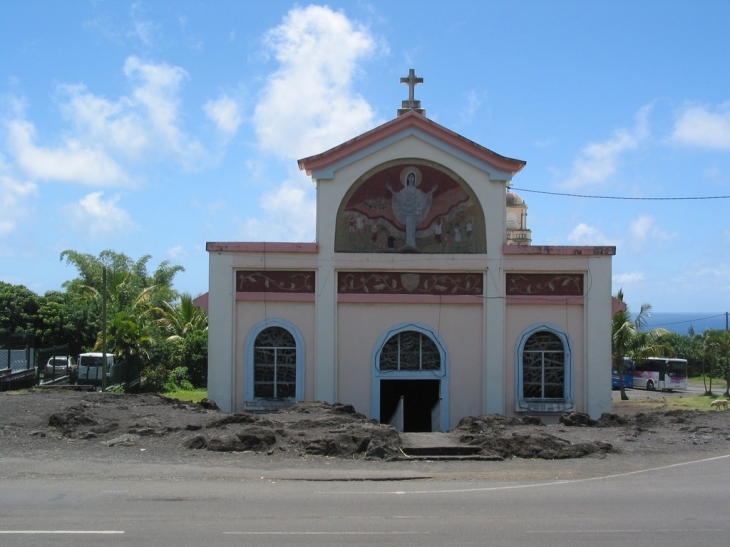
[2,390,729,465]
[185,401,402,460]
[453,413,613,459]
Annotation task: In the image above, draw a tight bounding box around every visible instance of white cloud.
[671,102,730,149]
[5,56,211,186]
[628,215,675,251]
[459,89,485,124]
[57,83,149,159]
[129,2,160,46]
[203,95,242,135]
[672,261,730,295]
[65,191,138,240]
[240,171,316,242]
[0,158,37,237]
[254,5,379,160]
[561,105,651,189]
[123,56,206,165]
[7,118,129,185]
[167,245,187,260]
[613,271,645,284]
[566,223,616,246]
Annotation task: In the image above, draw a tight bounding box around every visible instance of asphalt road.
[612,381,716,400]
[1,454,729,547]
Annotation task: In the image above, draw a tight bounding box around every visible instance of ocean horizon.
[637,312,729,335]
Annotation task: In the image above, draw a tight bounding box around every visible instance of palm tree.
[612,290,669,400]
[157,293,208,341]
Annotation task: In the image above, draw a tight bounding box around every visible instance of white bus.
[633,357,688,391]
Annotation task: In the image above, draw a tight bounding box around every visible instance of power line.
[510,187,730,200]
[643,313,727,328]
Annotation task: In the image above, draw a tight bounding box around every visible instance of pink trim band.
[338,294,483,304]
[236,292,316,302]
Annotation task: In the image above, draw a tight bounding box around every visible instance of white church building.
[204,71,616,431]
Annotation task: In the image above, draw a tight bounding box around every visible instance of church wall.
[208,251,235,412]
[336,302,483,428]
[233,301,315,413]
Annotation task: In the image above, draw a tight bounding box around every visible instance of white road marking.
[525,529,725,534]
[0,531,124,534]
[318,453,730,495]
[224,531,428,535]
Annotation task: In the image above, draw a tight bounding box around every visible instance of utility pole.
[102,266,107,392]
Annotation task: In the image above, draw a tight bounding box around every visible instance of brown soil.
[2,389,730,471]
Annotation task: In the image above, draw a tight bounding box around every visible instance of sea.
[636,312,729,335]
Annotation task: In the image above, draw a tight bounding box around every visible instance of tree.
[0,282,42,335]
[60,250,184,312]
[612,289,669,400]
[699,329,730,396]
[98,309,156,385]
[157,293,208,341]
[60,250,186,389]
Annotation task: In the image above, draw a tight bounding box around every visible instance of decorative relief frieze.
[236,271,315,293]
[506,273,583,296]
[338,271,483,295]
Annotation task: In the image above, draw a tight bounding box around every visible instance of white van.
[77,353,115,385]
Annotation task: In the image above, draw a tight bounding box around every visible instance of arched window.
[253,327,296,398]
[245,319,304,402]
[379,330,441,371]
[522,331,565,399]
[515,324,573,413]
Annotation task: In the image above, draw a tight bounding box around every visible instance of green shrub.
[164,366,193,392]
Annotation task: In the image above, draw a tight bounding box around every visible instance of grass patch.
[615,393,729,412]
[161,387,208,403]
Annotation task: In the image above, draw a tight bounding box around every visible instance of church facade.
[205,74,615,430]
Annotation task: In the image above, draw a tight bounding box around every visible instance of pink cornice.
[298,111,526,176]
[206,242,319,253]
[502,245,616,256]
[338,293,483,305]
[236,292,316,302]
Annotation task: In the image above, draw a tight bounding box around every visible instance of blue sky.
[1,1,729,314]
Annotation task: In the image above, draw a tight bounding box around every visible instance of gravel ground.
[2,388,729,482]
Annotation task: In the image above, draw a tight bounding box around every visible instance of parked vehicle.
[633,357,688,391]
[612,358,634,389]
[40,356,77,383]
[76,353,115,386]
[45,356,76,376]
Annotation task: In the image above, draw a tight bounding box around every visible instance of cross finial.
[400,69,423,101]
[398,69,425,116]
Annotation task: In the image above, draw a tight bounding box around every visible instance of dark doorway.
[380,379,440,432]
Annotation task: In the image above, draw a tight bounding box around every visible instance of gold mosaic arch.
[335,159,486,253]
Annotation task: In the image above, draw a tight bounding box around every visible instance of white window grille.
[522,331,565,400]
[379,330,441,371]
[253,327,297,399]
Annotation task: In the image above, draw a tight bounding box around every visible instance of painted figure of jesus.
[386,167,438,250]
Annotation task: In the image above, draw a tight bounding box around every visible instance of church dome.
[506,191,524,206]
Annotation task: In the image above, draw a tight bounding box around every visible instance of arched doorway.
[371,323,449,432]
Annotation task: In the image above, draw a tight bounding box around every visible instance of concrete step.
[399,432,498,460]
